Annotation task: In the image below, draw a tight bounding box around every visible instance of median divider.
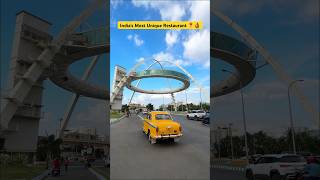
[110,115,126,125]
[212,164,246,172]
[212,159,247,172]
[31,169,50,180]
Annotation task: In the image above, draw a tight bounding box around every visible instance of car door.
[143,113,151,133]
[253,157,266,177]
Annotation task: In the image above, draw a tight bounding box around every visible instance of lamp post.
[222,69,249,163]
[287,79,304,155]
[229,123,234,160]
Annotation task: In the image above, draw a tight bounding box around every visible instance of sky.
[211,0,319,137]
[0,0,108,136]
[110,0,210,108]
[0,0,318,138]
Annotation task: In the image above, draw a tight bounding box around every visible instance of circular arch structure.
[211,32,256,97]
[211,8,319,126]
[111,58,204,107]
[126,69,190,94]
[49,27,110,100]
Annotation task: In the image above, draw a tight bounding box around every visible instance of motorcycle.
[51,168,60,177]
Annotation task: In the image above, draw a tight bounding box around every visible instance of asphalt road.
[212,168,246,180]
[111,114,210,180]
[46,159,106,180]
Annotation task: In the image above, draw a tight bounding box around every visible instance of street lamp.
[222,69,249,164]
[229,123,234,160]
[287,79,304,155]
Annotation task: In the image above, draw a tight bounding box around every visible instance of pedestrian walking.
[64,157,70,172]
[51,157,61,176]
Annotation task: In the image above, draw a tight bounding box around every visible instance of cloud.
[130,85,210,108]
[182,29,210,68]
[136,57,145,63]
[69,99,108,135]
[127,34,144,46]
[212,79,319,135]
[165,31,179,48]
[189,1,210,28]
[213,0,319,24]
[131,1,187,21]
[111,0,123,9]
[152,51,191,67]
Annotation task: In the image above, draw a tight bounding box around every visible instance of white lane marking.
[110,115,126,125]
[137,115,144,121]
[89,167,106,180]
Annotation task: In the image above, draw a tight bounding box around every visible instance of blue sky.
[0,0,108,135]
[212,0,319,136]
[110,1,210,108]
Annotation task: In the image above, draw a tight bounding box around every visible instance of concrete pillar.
[3,11,52,153]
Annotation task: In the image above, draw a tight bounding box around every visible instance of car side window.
[256,157,265,164]
[264,157,276,163]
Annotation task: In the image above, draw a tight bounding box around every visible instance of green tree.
[121,104,129,112]
[167,105,174,111]
[146,103,154,111]
[37,135,62,169]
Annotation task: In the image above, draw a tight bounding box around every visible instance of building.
[61,128,107,159]
[111,65,126,110]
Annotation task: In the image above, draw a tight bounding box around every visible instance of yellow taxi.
[143,111,182,144]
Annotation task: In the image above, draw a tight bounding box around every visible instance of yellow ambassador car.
[143,111,182,144]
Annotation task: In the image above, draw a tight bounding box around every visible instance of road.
[212,168,246,180]
[46,160,105,180]
[111,114,210,180]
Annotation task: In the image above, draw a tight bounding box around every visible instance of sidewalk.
[46,166,99,180]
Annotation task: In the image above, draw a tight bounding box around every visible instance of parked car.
[245,154,307,180]
[143,111,182,144]
[186,110,206,120]
[202,112,210,125]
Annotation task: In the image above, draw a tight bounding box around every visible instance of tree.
[146,103,154,111]
[37,135,62,169]
[201,103,210,111]
[121,104,129,112]
[178,104,187,111]
[167,105,174,111]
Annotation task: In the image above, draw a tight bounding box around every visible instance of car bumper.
[154,133,183,139]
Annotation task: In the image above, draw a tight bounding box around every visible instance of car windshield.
[278,155,306,163]
[155,114,172,120]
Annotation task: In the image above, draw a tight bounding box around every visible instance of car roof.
[150,111,169,115]
[261,154,301,158]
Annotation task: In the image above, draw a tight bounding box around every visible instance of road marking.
[110,115,126,125]
[89,167,106,180]
[137,115,144,120]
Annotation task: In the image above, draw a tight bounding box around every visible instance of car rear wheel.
[246,170,254,180]
[148,133,156,144]
[270,171,281,180]
[194,115,198,121]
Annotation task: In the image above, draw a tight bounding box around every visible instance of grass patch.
[111,111,123,119]
[92,166,109,179]
[0,164,46,180]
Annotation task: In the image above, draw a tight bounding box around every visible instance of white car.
[245,154,306,180]
[186,110,206,120]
